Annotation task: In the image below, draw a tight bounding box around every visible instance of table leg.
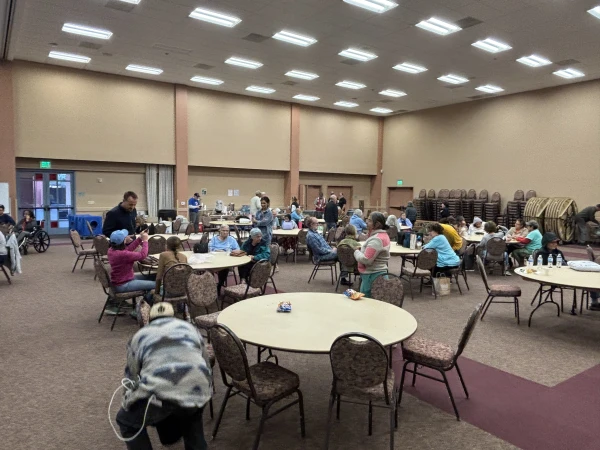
[528,283,561,327]
[570,289,577,315]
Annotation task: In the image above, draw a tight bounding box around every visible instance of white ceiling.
[6,0,600,116]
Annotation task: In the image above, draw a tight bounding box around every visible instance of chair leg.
[80,254,88,269]
[368,401,373,436]
[515,297,520,324]
[336,395,341,420]
[441,370,460,421]
[269,276,278,293]
[98,295,110,323]
[324,393,336,450]
[212,385,232,439]
[307,266,317,283]
[463,271,469,290]
[252,404,270,450]
[330,265,335,285]
[454,362,469,398]
[408,278,414,300]
[398,360,409,406]
[209,398,214,419]
[110,299,126,331]
[246,396,251,420]
[72,255,81,272]
[480,295,494,321]
[411,362,418,386]
[389,394,396,450]
[455,273,463,295]
[297,389,306,438]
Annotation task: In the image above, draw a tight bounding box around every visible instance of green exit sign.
[396,180,403,186]
[40,161,51,169]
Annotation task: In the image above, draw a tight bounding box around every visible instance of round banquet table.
[389,245,421,256]
[272,229,300,237]
[151,250,250,271]
[465,234,484,243]
[209,221,243,227]
[217,292,418,354]
[515,266,600,326]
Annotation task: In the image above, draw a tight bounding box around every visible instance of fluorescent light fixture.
[189,8,241,27]
[393,62,427,73]
[338,48,377,61]
[48,51,90,63]
[334,101,359,108]
[553,68,585,79]
[415,17,461,35]
[437,74,469,84]
[190,76,224,85]
[516,54,551,67]
[588,6,600,19]
[336,80,366,89]
[246,85,276,94]
[343,0,398,13]
[126,64,163,75]
[293,94,319,101]
[272,30,317,47]
[285,70,319,80]
[379,89,406,97]
[224,56,263,69]
[119,0,141,4]
[62,23,113,40]
[370,107,393,114]
[471,38,511,53]
[475,85,504,94]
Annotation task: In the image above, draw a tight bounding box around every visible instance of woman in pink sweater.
[107,229,155,300]
[353,212,391,298]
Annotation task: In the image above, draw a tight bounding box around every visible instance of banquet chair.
[69,230,98,273]
[221,260,271,307]
[371,273,404,308]
[307,248,338,285]
[93,235,110,263]
[188,271,220,333]
[210,324,305,450]
[183,223,195,249]
[296,229,308,256]
[399,303,483,420]
[171,218,182,234]
[476,256,520,324]
[325,333,397,450]
[154,223,167,234]
[265,244,280,293]
[386,226,398,242]
[157,263,193,319]
[335,244,360,292]
[483,237,507,275]
[579,246,599,313]
[137,235,165,276]
[400,248,437,299]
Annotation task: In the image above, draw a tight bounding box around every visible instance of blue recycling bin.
[68,214,103,237]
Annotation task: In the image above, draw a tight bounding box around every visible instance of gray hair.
[386,215,397,227]
[255,190,262,196]
[353,209,363,218]
[250,228,263,238]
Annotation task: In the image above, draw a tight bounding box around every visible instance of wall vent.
[193,63,215,70]
[242,33,270,43]
[456,16,483,29]
[281,81,298,86]
[153,43,191,55]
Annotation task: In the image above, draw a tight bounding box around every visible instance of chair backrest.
[485,237,507,261]
[186,271,218,313]
[371,274,404,307]
[148,235,167,255]
[386,225,398,241]
[162,263,193,299]
[418,189,426,198]
[428,189,436,198]
[184,222,194,236]
[326,228,336,244]
[334,226,345,242]
[336,244,357,270]
[154,223,167,234]
[172,218,182,233]
[298,228,308,245]
[201,215,211,227]
[475,256,490,292]
[199,232,209,245]
[69,230,82,250]
[449,189,458,199]
[525,190,536,200]
[94,259,113,295]
[490,192,501,203]
[341,215,350,227]
[269,244,279,266]
[455,303,484,360]
[478,189,488,200]
[416,248,437,271]
[330,333,390,398]
[438,189,450,199]
[514,190,524,201]
[249,260,272,289]
[586,245,597,262]
[532,249,540,263]
[467,189,477,199]
[93,235,110,256]
[456,236,468,256]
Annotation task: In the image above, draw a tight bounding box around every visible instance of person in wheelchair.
[16,210,38,246]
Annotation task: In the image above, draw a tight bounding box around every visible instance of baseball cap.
[149,302,174,321]
[110,229,129,245]
[525,220,538,228]
[194,192,200,197]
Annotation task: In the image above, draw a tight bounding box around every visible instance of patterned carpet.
[1,239,599,449]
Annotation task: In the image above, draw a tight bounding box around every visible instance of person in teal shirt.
[511,220,543,266]
[238,228,271,282]
[423,223,460,276]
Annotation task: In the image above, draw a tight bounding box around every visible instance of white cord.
[108,378,156,442]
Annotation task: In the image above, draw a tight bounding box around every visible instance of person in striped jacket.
[354,212,391,298]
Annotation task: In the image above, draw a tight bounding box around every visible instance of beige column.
[370,117,384,208]
[174,85,189,215]
[284,104,300,205]
[0,62,17,213]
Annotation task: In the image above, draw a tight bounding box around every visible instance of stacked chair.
[433,189,450,221]
[472,190,488,221]
[425,189,436,220]
[483,192,501,222]
[462,190,477,223]
[446,190,462,218]
[413,189,427,220]
[506,190,526,226]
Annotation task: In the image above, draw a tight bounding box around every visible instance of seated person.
[538,232,567,266]
[237,228,270,281]
[16,209,37,244]
[0,230,6,266]
[455,215,469,239]
[0,204,15,227]
[397,212,413,247]
[305,217,337,262]
[280,214,298,255]
[291,206,304,225]
[350,209,368,235]
[506,218,529,240]
[439,216,463,253]
[423,223,460,277]
[281,214,297,230]
[478,221,510,275]
[511,220,543,266]
[209,225,240,294]
[385,215,397,229]
[354,212,391,297]
[338,224,362,285]
[155,236,188,295]
[468,217,484,234]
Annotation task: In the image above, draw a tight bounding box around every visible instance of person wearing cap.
[468,217,484,234]
[236,228,271,282]
[188,193,201,234]
[116,302,212,449]
[511,220,543,266]
[107,229,155,301]
[574,204,600,245]
[538,232,567,266]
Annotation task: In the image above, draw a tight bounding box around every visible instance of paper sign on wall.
[228,189,233,197]
[201,189,207,195]
[233,190,240,197]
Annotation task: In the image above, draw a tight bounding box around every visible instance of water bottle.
[527,255,533,268]
[556,254,562,268]
[226,245,231,256]
[416,236,422,249]
[547,254,553,268]
[537,255,543,268]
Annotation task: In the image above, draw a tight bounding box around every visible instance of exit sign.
[396,180,403,186]
[40,161,51,169]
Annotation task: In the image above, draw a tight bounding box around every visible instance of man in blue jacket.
[188,193,201,233]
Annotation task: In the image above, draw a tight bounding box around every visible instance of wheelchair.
[18,225,51,254]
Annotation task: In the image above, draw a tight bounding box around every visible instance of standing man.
[314,191,326,219]
[405,201,417,224]
[188,193,201,233]
[338,193,347,214]
[0,205,15,226]
[574,204,600,245]
[324,195,339,231]
[103,191,138,237]
[250,190,261,216]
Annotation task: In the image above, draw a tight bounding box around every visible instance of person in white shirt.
[0,230,7,266]
[249,190,261,216]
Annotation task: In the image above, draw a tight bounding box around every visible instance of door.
[327,185,353,210]
[17,170,75,235]
[306,185,321,210]
[387,187,414,216]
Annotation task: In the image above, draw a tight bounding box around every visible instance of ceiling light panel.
[343,0,398,13]
[516,55,552,67]
[246,85,276,94]
[588,6,600,19]
[334,101,359,108]
[119,0,141,4]
[338,48,377,61]
[126,64,163,75]
[48,51,91,63]
[438,74,469,84]
[370,107,393,114]
[336,80,366,89]
[379,89,406,97]
[285,70,319,80]
[293,94,319,101]
[191,76,223,85]
[415,17,461,35]
[475,85,504,93]
[553,68,585,79]
[393,62,427,73]
[189,8,241,27]
[472,38,511,53]
[272,30,317,47]
[62,23,113,40]
[224,57,263,69]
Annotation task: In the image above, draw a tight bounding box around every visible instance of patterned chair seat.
[233,361,300,404]
[313,257,336,266]
[222,284,262,300]
[195,311,220,329]
[489,284,521,296]
[402,336,455,370]
[116,290,146,299]
[79,248,98,255]
[401,266,431,277]
[205,343,215,367]
[335,372,395,402]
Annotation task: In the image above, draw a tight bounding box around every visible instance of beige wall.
[12,62,175,164]
[299,107,379,175]
[382,80,600,210]
[299,172,373,208]
[187,90,290,170]
[189,167,285,210]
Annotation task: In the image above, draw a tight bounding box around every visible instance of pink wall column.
[284,104,300,205]
[370,117,384,208]
[174,85,189,215]
[0,62,17,213]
